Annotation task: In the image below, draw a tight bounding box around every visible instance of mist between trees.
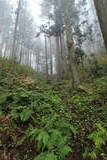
[0,0,107,88]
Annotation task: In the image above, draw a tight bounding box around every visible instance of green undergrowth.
[0,57,107,160]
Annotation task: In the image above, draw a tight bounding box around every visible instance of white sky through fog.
[10,0,43,26]
[28,0,43,26]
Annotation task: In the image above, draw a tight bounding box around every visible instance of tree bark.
[3,44,8,57]
[60,33,67,79]
[36,47,40,72]
[45,34,49,80]
[19,44,23,64]
[11,0,22,62]
[0,41,4,56]
[56,36,61,80]
[49,37,53,78]
[93,0,107,52]
[62,0,80,88]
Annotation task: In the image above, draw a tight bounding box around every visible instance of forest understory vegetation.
[0,57,107,160]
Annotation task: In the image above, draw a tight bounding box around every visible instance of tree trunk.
[11,0,22,62]
[0,41,4,56]
[19,44,23,64]
[93,0,107,52]
[29,50,32,67]
[3,44,8,58]
[36,48,40,72]
[49,37,53,78]
[59,33,67,79]
[45,34,49,80]
[56,36,61,80]
[62,0,80,89]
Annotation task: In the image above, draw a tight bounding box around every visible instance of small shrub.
[83,123,107,160]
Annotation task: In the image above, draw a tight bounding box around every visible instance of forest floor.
[0,57,107,160]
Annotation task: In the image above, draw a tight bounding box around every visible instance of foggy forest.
[0,0,107,159]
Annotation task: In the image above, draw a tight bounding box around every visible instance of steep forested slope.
[0,58,107,160]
